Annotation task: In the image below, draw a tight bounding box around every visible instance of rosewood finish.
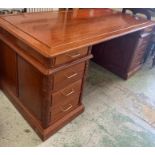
[0,9,155,140]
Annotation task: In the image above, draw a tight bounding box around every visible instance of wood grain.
[0,9,155,140]
[0,9,155,57]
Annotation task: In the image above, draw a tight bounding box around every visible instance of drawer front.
[52,80,82,107]
[136,41,148,51]
[139,27,153,40]
[50,80,82,122]
[137,36,150,47]
[134,44,147,58]
[55,47,88,66]
[130,50,145,70]
[131,34,151,68]
[130,60,141,70]
[129,43,148,71]
[53,62,85,91]
[133,54,144,64]
[50,97,79,123]
[142,26,153,33]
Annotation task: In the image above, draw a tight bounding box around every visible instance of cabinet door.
[0,42,18,96]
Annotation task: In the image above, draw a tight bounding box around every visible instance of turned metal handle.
[65,69,78,79]
[61,104,73,112]
[61,89,75,97]
[66,53,81,58]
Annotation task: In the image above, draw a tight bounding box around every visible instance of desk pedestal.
[92,28,153,79]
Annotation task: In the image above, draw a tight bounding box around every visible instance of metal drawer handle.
[61,104,73,112]
[66,53,81,58]
[65,69,78,79]
[61,89,75,97]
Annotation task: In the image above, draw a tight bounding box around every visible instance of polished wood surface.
[51,80,82,123]
[53,62,86,91]
[92,26,153,79]
[0,42,18,95]
[0,9,155,57]
[55,47,88,66]
[0,9,155,140]
[18,56,43,121]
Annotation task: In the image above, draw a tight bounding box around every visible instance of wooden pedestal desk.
[0,9,155,140]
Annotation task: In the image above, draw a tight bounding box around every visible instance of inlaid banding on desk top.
[0,9,151,47]
[0,9,154,57]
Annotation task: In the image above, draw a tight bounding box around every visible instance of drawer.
[136,51,145,60]
[138,35,150,44]
[133,54,144,64]
[53,62,85,91]
[139,31,152,40]
[50,97,80,123]
[136,37,150,51]
[129,45,147,70]
[52,80,82,107]
[136,42,148,51]
[143,26,153,33]
[50,80,82,122]
[134,44,147,57]
[54,47,88,66]
[129,60,141,70]
[130,54,143,70]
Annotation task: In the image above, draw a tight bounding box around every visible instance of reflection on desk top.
[0,8,155,57]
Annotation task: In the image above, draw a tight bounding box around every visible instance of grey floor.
[0,60,155,147]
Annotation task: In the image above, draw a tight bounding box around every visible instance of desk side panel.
[0,41,18,96]
[92,32,140,79]
[18,56,44,121]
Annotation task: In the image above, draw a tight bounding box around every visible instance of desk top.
[0,9,155,57]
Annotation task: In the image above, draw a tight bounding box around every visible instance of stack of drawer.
[129,27,153,70]
[91,26,154,79]
[48,47,91,124]
[0,26,92,140]
[0,28,92,140]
